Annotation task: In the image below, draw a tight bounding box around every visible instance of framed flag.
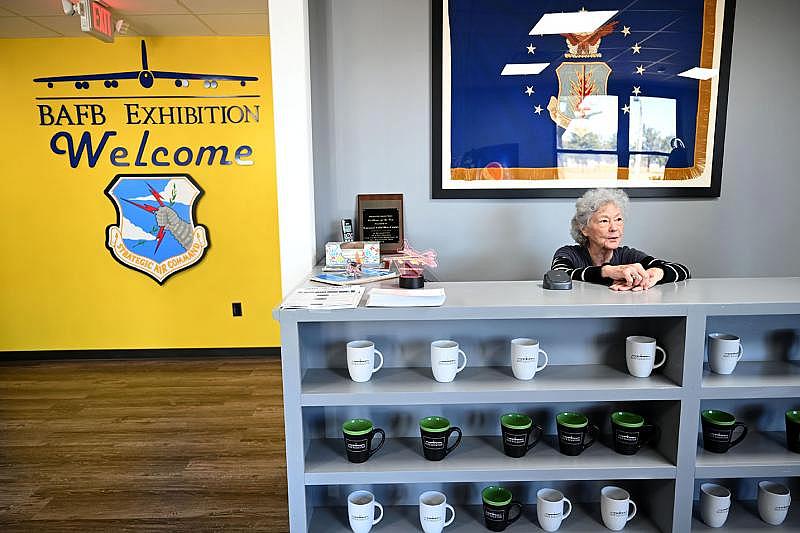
[432,0,736,198]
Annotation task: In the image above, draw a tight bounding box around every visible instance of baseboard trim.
[0,346,281,361]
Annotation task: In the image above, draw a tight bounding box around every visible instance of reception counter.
[275,277,800,532]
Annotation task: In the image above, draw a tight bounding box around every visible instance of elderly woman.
[551,188,690,291]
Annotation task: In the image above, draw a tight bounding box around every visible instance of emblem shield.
[105,174,209,284]
[548,62,613,130]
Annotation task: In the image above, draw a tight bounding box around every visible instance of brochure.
[310,268,399,286]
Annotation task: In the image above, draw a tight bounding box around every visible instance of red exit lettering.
[91,2,113,37]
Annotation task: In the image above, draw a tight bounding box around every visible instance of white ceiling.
[0,0,269,37]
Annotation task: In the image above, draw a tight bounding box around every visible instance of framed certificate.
[357,194,404,253]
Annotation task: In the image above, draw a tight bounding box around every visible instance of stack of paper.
[366,288,446,307]
[281,286,365,310]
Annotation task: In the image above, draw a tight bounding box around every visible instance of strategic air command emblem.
[105,174,209,283]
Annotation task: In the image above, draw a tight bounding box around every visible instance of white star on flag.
[632,43,641,54]
[525,86,535,96]
[527,44,536,54]
[632,86,642,96]
[621,26,631,36]
[534,105,544,115]
[636,65,646,75]
[622,104,630,114]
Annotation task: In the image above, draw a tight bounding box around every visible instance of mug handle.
[507,502,523,524]
[372,349,384,374]
[736,344,744,362]
[444,503,456,527]
[642,423,660,447]
[445,426,463,455]
[730,422,748,447]
[562,497,572,520]
[373,501,384,525]
[583,425,598,450]
[536,349,549,372]
[456,349,467,373]
[369,428,386,456]
[653,346,667,369]
[627,500,637,522]
[527,424,544,451]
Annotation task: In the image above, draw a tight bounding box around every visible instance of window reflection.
[556,94,618,180]
[628,96,677,180]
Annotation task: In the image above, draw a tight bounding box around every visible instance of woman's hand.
[601,263,648,286]
[609,267,664,291]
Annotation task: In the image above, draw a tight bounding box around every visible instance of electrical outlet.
[232,302,242,317]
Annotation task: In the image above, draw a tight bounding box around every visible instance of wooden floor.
[0,357,289,532]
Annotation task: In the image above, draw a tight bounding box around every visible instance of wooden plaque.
[357,194,404,253]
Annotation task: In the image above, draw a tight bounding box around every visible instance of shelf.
[695,431,800,478]
[692,499,799,531]
[701,361,800,398]
[300,365,682,406]
[309,502,661,532]
[304,436,676,485]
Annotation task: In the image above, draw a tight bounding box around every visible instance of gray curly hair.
[570,188,630,246]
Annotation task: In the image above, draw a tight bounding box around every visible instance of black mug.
[611,411,659,456]
[556,412,597,456]
[419,416,462,461]
[701,410,747,454]
[500,413,543,458]
[787,409,800,453]
[482,486,523,532]
[342,418,385,463]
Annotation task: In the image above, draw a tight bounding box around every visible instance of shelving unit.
[275,277,800,532]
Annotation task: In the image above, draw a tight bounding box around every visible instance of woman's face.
[582,202,624,251]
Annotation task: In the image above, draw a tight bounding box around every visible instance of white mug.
[419,490,456,533]
[758,481,791,526]
[348,490,383,533]
[707,333,743,375]
[700,483,731,528]
[601,486,637,531]
[430,340,467,383]
[625,336,666,378]
[347,340,384,383]
[511,338,549,380]
[536,488,572,532]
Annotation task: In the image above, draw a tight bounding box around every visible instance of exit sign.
[79,0,114,43]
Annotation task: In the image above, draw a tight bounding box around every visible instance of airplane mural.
[34,39,258,90]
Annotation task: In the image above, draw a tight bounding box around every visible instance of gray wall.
[310,0,800,281]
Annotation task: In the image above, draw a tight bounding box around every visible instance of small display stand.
[388,240,438,290]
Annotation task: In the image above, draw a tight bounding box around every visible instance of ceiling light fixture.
[529,10,618,35]
[677,67,718,80]
[501,63,551,76]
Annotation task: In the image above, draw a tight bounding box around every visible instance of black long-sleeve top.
[551,245,691,286]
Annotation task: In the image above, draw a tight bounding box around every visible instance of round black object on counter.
[399,275,425,289]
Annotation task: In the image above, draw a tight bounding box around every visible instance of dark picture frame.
[357,194,404,253]
[432,0,736,199]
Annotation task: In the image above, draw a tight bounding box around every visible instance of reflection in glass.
[628,96,677,180]
[558,95,618,151]
[556,94,618,179]
[557,152,619,180]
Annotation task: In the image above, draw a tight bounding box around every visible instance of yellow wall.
[0,36,281,350]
